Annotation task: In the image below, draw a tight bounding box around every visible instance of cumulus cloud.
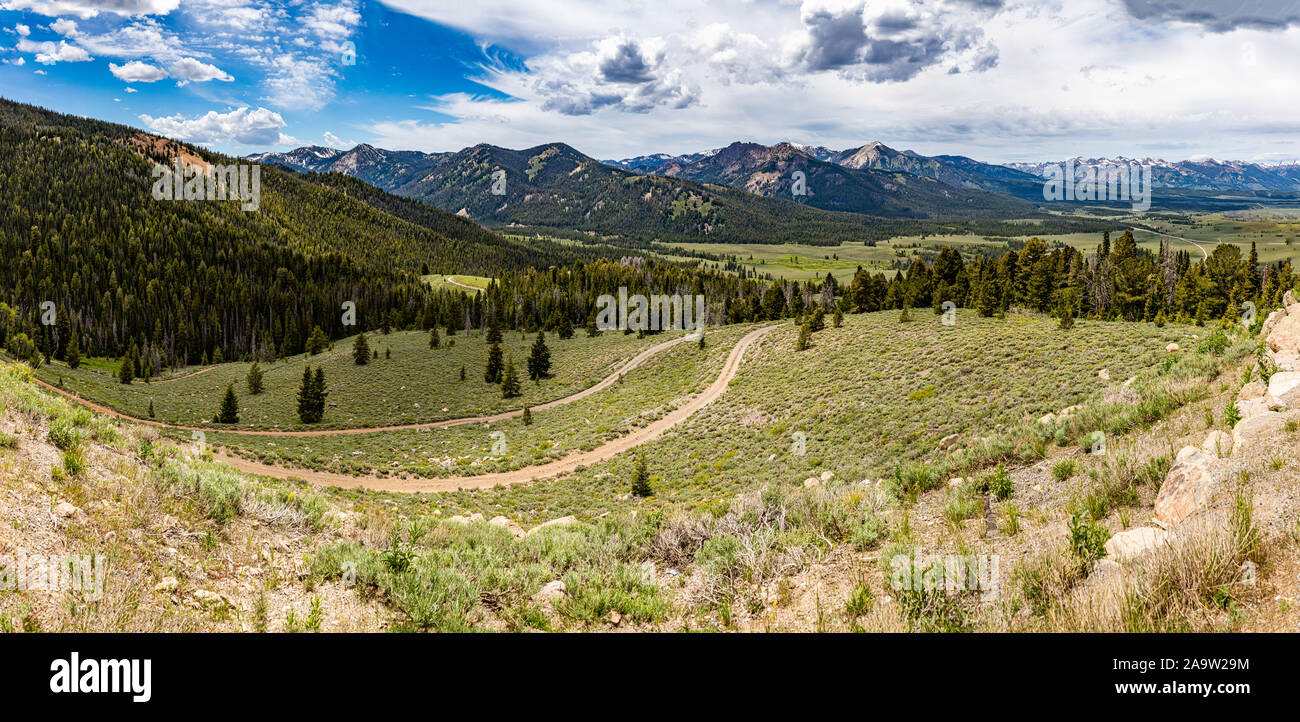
[303,1,360,39]
[0,0,179,19]
[323,130,350,147]
[109,59,166,81]
[14,23,31,35]
[139,106,290,145]
[17,37,92,64]
[51,18,79,36]
[1121,0,1300,32]
[261,55,336,110]
[169,56,233,84]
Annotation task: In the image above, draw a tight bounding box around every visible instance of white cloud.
[51,18,79,36]
[304,1,359,39]
[0,0,179,20]
[261,54,336,110]
[139,105,290,145]
[323,130,349,147]
[169,56,233,85]
[124,85,136,91]
[17,38,92,64]
[15,23,31,36]
[109,59,165,81]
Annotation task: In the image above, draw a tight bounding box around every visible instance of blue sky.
[3,1,1300,163]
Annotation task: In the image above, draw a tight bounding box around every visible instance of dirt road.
[211,324,775,492]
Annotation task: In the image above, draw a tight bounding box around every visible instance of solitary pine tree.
[796,323,810,351]
[697,331,706,350]
[485,342,503,383]
[312,367,328,421]
[521,404,532,425]
[296,366,327,423]
[148,400,154,419]
[500,355,522,399]
[247,362,264,394]
[631,453,652,497]
[585,317,600,337]
[459,365,466,381]
[1058,295,1076,330]
[527,331,551,381]
[353,333,370,365]
[429,326,440,349]
[556,316,574,340]
[118,343,137,384]
[306,325,328,355]
[217,384,239,424]
[833,306,843,328]
[65,333,81,370]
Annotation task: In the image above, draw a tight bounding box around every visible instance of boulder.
[192,589,227,608]
[532,580,567,603]
[803,477,821,488]
[527,515,578,536]
[1153,447,1221,527]
[54,502,82,519]
[1267,313,1300,355]
[1037,412,1057,425]
[939,433,960,450]
[1264,372,1300,410]
[1058,404,1082,418]
[154,576,179,593]
[1104,527,1169,562]
[947,477,964,488]
[1236,397,1270,421]
[1275,350,1300,372]
[489,515,525,538]
[1166,343,1180,353]
[1098,369,1111,381]
[819,470,834,482]
[1201,430,1232,458]
[1232,411,1288,455]
[1261,309,1285,338]
[1237,381,1266,401]
[1285,288,1297,307]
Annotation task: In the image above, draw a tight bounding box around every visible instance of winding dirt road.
[210,324,774,493]
[32,332,696,438]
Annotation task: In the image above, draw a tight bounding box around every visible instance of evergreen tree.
[119,343,137,384]
[556,316,574,340]
[297,366,327,423]
[148,400,155,419]
[833,306,843,328]
[353,333,370,365]
[898,304,912,323]
[486,314,503,344]
[429,326,440,349]
[313,367,328,421]
[585,317,600,337]
[522,404,532,425]
[631,453,652,497]
[459,365,466,381]
[1058,294,1076,330]
[796,323,810,351]
[697,331,706,350]
[485,342,504,383]
[65,333,81,370]
[247,362,264,394]
[217,384,239,424]
[500,355,522,398]
[306,325,329,355]
[527,331,552,381]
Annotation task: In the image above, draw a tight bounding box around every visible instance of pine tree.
[486,314,502,344]
[796,323,810,351]
[585,317,600,337]
[247,362,264,394]
[527,331,552,381]
[148,400,155,418]
[697,331,706,350]
[119,343,137,384]
[485,342,503,383]
[306,325,328,355]
[353,333,370,365]
[522,404,532,425]
[557,316,574,339]
[898,304,912,323]
[217,384,239,424]
[297,366,327,423]
[630,453,652,498]
[429,326,440,349]
[1058,295,1075,330]
[500,355,521,398]
[312,367,328,421]
[459,365,466,381]
[833,306,843,328]
[65,333,81,370]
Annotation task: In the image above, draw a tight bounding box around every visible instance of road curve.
[211,324,775,493]
[1132,227,1209,261]
[32,333,696,438]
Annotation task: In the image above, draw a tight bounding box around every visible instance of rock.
[1058,404,1082,419]
[1201,430,1232,458]
[192,589,226,607]
[1275,350,1300,372]
[532,580,566,602]
[1153,447,1221,527]
[527,515,578,536]
[1104,527,1169,562]
[154,576,179,593]
[489,516,525,537]
[1285,289,1297,308]
[469,512,485,523]
[947,477,964,488]
[1232,411,1288,455]
[939,433,960,450]
[447,515,471,524]
[1236,397,1270,421]
[1238,381,1267,400]
[1166,343,1180,353]
[1262,309,1285,337]
[1037,412,1056,425]
[1098,369,1111,381]
[803,477,821,488]
[605,610,622,627]
[54,502,82,519]
[819,470,834,482]
[1267,312,1300,355]
[1265,372,1300,410]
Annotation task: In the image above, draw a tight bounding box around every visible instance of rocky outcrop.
[1264,372,1300,410]
[1201,430,1232,458]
